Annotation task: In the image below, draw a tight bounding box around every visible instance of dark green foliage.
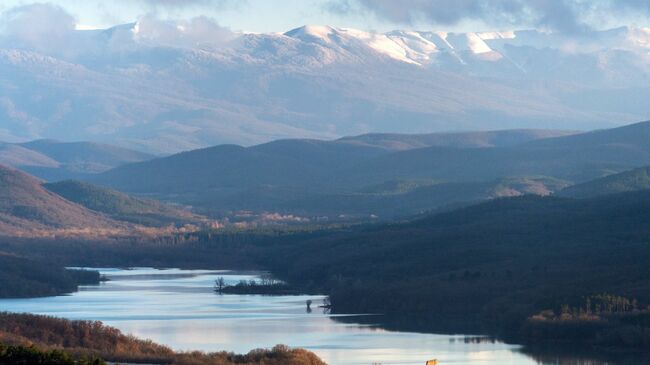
[560,166,650,198]
[6,189,650,349]
[217,279,298,295]
[0,255,99,298]
[0,343,106,365]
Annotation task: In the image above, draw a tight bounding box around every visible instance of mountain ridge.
[1,23,648,152]
[0,139,154,181]
[90,123,650,217]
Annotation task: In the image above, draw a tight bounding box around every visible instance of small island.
[214,275,299,295]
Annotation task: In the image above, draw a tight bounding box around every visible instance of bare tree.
[214,277,226,293]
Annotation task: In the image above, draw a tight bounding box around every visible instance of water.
[0,268,630,365]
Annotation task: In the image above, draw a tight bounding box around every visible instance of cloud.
[0,3,77,52]
[326,0,650,33]
[136,0,247,11]
[0,3,236,58]
[133,14,237,48]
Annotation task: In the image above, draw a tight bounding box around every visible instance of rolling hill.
[91,122,650,218]
[559,166,650,198]
[0,139,153,181]
[44,180,203,227]
[0,165,122,235]
[343,120,650,187]
[337,129,577,151]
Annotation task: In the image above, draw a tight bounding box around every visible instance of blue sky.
[0,0,648,34]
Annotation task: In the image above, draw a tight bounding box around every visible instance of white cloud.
[133,14,237,48]
[326,0,650,34]
[0,3,76,52]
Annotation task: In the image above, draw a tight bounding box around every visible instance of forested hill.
[559,166,650,198]
[0,254,99,298]
[91,121,650,218]
[44,180,204,227]
[0,165,123,235]
[254,190,650,343]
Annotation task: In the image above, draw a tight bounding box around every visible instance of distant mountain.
[0,165,121,235]
[337,129,578,151]
[279,176,570,218]
[93,138,390,197]
[345,120,650,187]
[0,139,153,181]
[44,180,204,227]
[93,122,650,218]
[1,22,649,152]
[559,166,650,198]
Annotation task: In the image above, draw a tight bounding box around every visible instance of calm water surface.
[0,268,622,365]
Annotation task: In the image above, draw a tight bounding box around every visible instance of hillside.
[344,120,650,187]
[559,166,650,198]
[14,189,650,349]
[0,139,153,181]
[92,139,389,197]
[273,176,570,218]
[0,165,122,235]
[44,180,204,227]
[93,121,650,218]
[251,190,650,345]
[0,254,99,298]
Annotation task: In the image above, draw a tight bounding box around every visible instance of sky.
[0,0,397,33]
[0,0,649,34]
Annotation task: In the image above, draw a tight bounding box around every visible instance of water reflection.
[0,268,644,365]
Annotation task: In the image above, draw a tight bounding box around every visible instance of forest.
[3,190,650,350]
[0,255,99,298]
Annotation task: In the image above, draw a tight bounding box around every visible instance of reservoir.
[0,268,624,365]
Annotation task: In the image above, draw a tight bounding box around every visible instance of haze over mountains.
[3,121,650,225]
[89,121,650,218]
[1,19,650,153]
[0,139,152,180]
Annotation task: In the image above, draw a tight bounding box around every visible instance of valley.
[1,3,650,364]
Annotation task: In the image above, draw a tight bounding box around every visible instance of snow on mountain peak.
[284,25,336,43]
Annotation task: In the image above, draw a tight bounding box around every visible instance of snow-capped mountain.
[0,23,649,153]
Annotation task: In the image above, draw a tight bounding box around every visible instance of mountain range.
[1,23,649,153]
[4,121,650,228]
[90,121,650,218]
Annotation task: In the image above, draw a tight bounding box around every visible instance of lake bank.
[0,267,543,365]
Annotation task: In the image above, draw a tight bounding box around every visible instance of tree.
[214,277,226,293]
